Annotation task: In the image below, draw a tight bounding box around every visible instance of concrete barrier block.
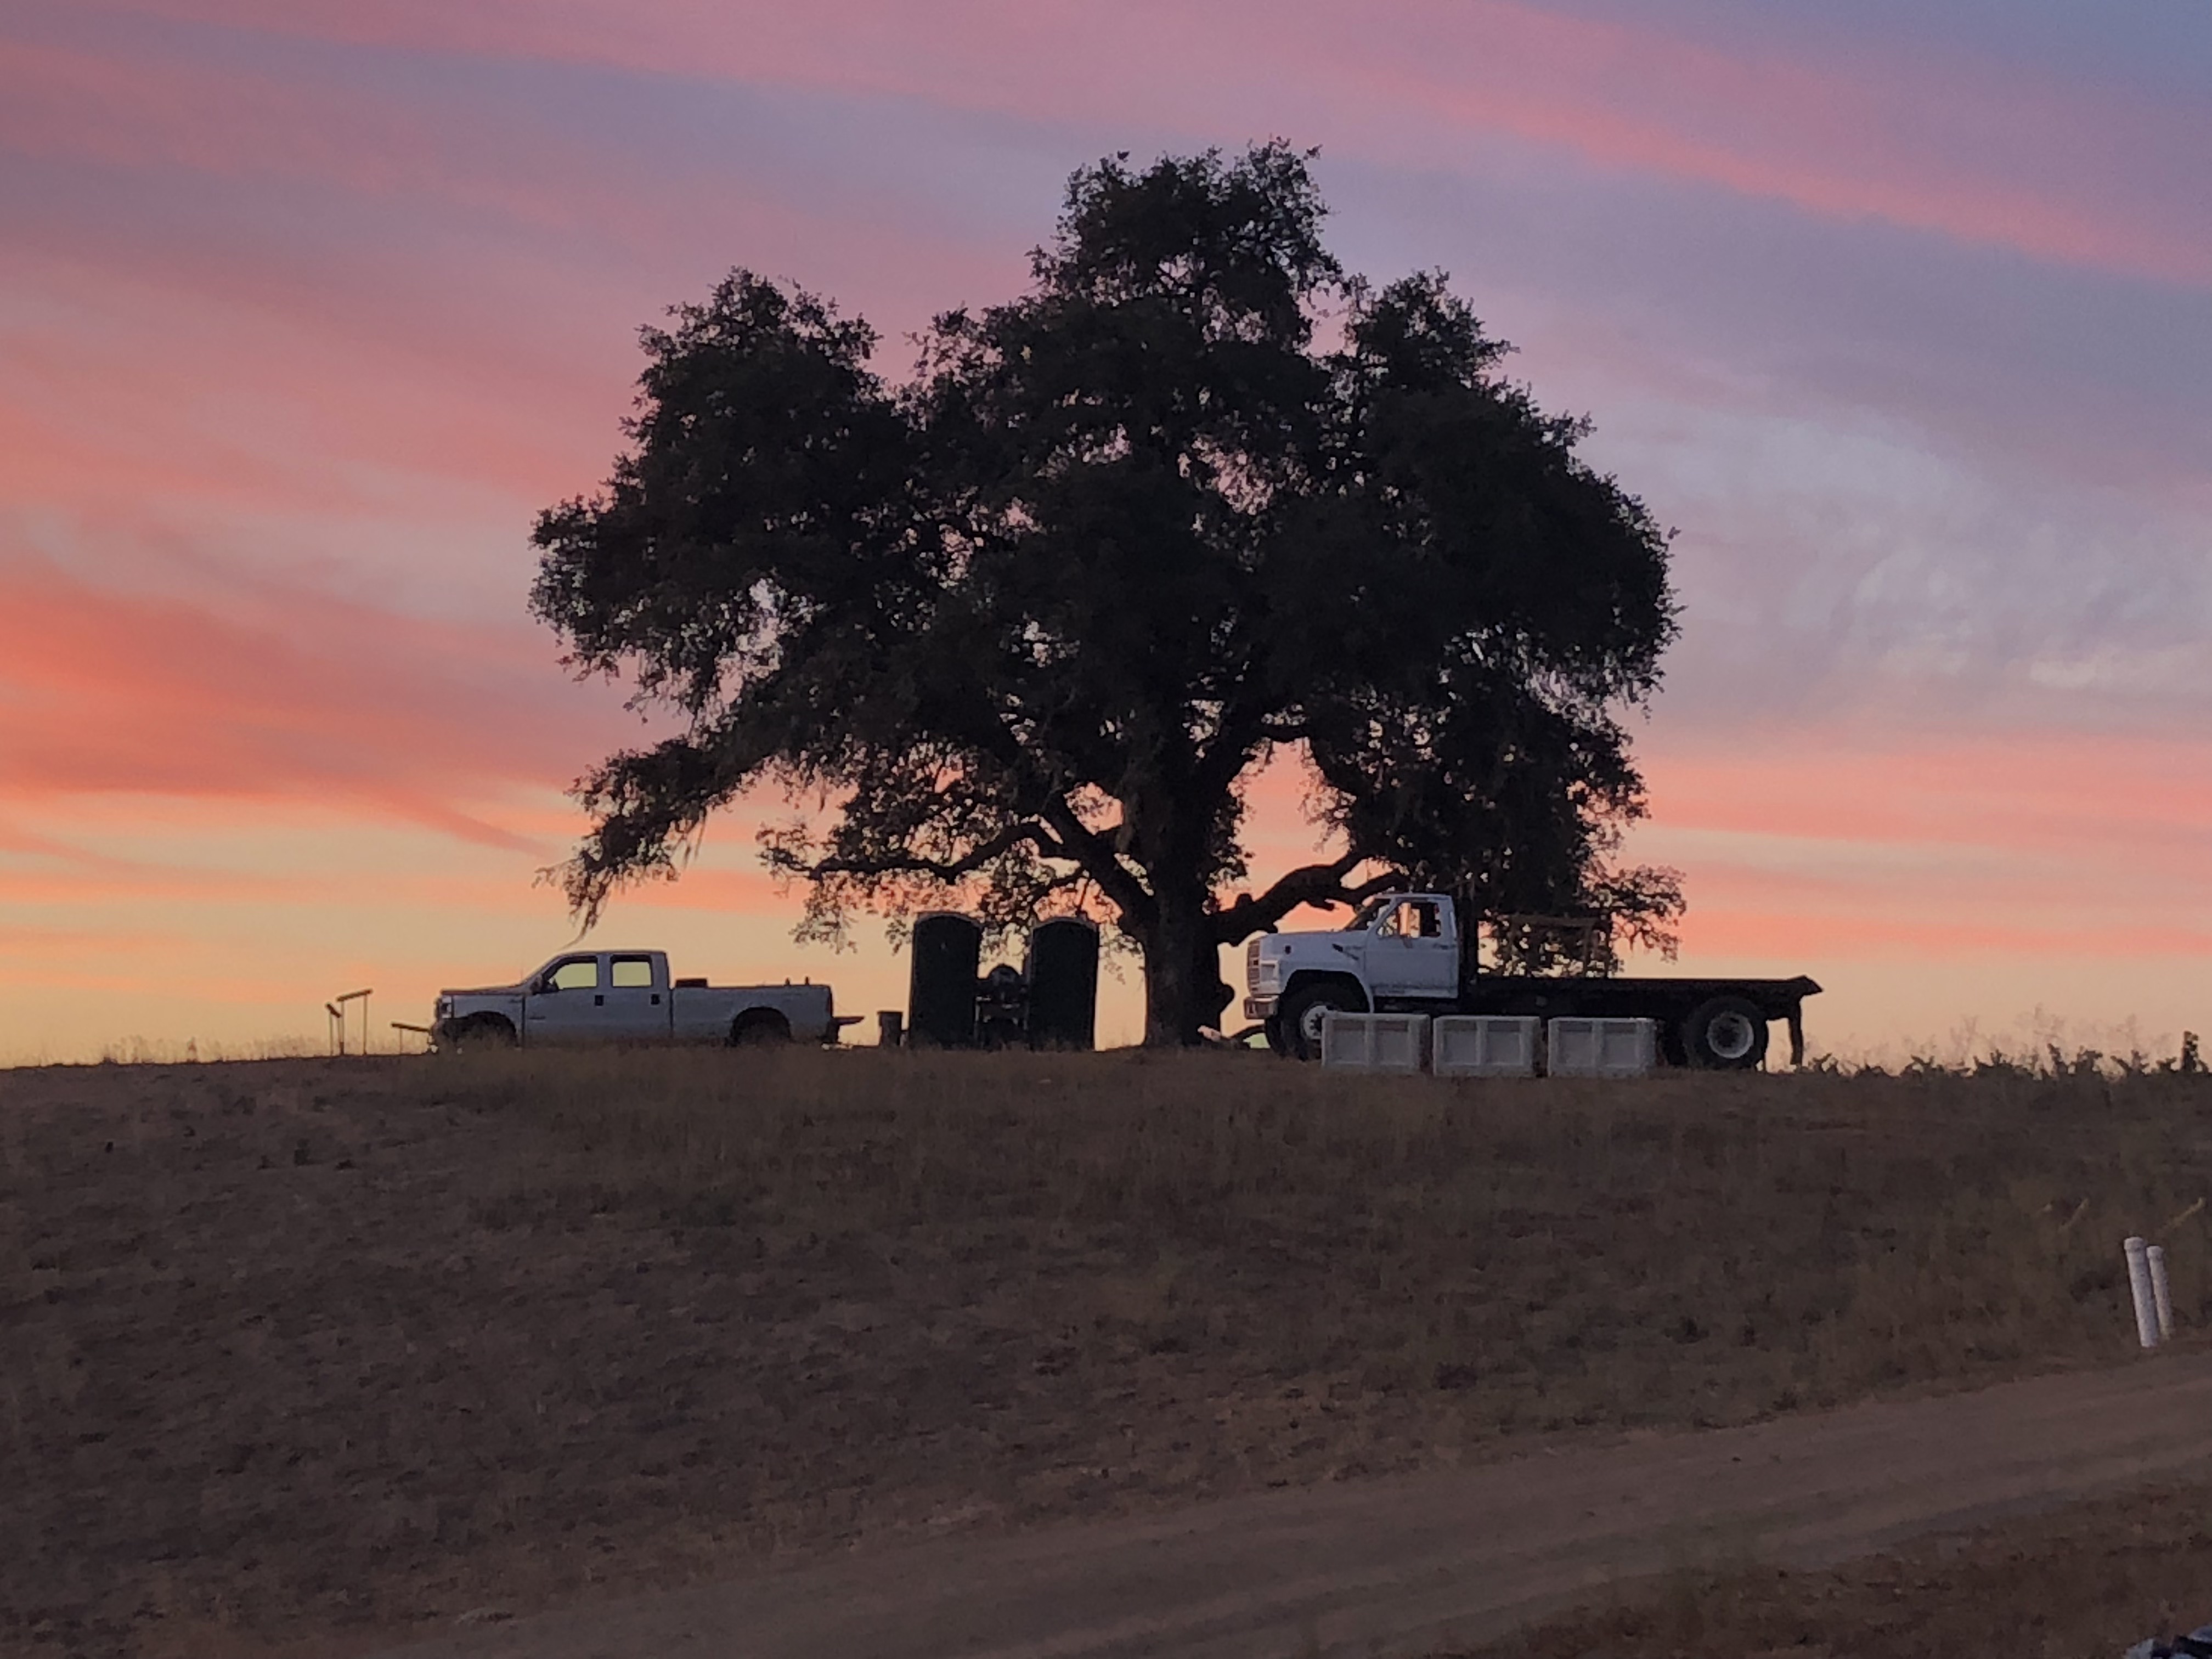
[1320,1013,1430,1071]
[1545,1017,1657,1078]
[1432,1015,1541,1078]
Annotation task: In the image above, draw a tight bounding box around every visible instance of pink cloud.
[0,853,600,918]
[66,0,2212,285]
[1682,905,2212,963]
[1324,4,2211,285]
[0,25,1022,321]
[1634,724,2212,966]
[0,250,622,522]
[1646,730,2212,859]
[613,865,790,914]
[0,558,626,844]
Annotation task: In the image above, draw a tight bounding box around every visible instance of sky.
[2,0,2209,1062]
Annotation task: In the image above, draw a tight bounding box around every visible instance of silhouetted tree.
[531,143,1680,1043]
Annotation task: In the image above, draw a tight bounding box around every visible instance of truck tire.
[1279,978,1367,1063]
[730,1009,793,1047]
[1682,995,1768,1069]
[448,1014,517,1052]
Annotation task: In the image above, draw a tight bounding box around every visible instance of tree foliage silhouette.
[532,143,1680,1043]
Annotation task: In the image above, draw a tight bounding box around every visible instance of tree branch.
[1191,684,1302,804]
[1209,854,1403,943]
[1038,794,1156,928]
[802,819,1067,883]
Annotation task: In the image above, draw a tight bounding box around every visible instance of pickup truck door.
[1366,898,1460,1000]
[524,954,603,1044]
[602,953,672,1041]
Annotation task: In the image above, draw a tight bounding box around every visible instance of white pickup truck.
[432,949,854,1050]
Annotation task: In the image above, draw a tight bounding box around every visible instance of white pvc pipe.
[2125,1236,2162,1350]
[2147,1243,2177,1343]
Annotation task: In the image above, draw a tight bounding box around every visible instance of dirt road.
[370,1352,2212,1659]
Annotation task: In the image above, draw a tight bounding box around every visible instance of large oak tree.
[532,144,1680,1043]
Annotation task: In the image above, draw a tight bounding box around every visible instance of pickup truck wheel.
[449,1015,517,1052]
[1263,1016,1287,1057]
[1683,995,1768,1070]
[1279,980,1365,1063]
[731,1011,792,1047]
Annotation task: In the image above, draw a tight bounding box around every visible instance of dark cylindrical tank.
[1024,917,1099,1051]
[907,912,983,1048]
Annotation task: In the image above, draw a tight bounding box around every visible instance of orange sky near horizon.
[3,0,2209,1064]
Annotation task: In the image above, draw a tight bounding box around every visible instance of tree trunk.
[1140,890,1233,1046]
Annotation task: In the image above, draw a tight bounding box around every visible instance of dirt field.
[358,1355,2212,1659]
[3,1048,2209,1656]
[1455,1479,2212,1659]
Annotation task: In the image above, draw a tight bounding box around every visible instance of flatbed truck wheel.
[1683,995,1768,1069]
[1279,980,1364,1063]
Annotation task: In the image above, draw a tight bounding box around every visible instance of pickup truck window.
[546,957,599,991]
[610,956,656,989]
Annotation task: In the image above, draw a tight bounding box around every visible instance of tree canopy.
[531,143,1681,1043]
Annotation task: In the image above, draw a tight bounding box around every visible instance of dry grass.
[1449,1481,2212,1658]
[3,1048,2210,1656]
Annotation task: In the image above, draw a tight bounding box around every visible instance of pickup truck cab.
[1245,892,1820,1069]
[432,950,853,1050]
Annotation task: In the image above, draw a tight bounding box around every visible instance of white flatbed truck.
[1244,893,1820,1068]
